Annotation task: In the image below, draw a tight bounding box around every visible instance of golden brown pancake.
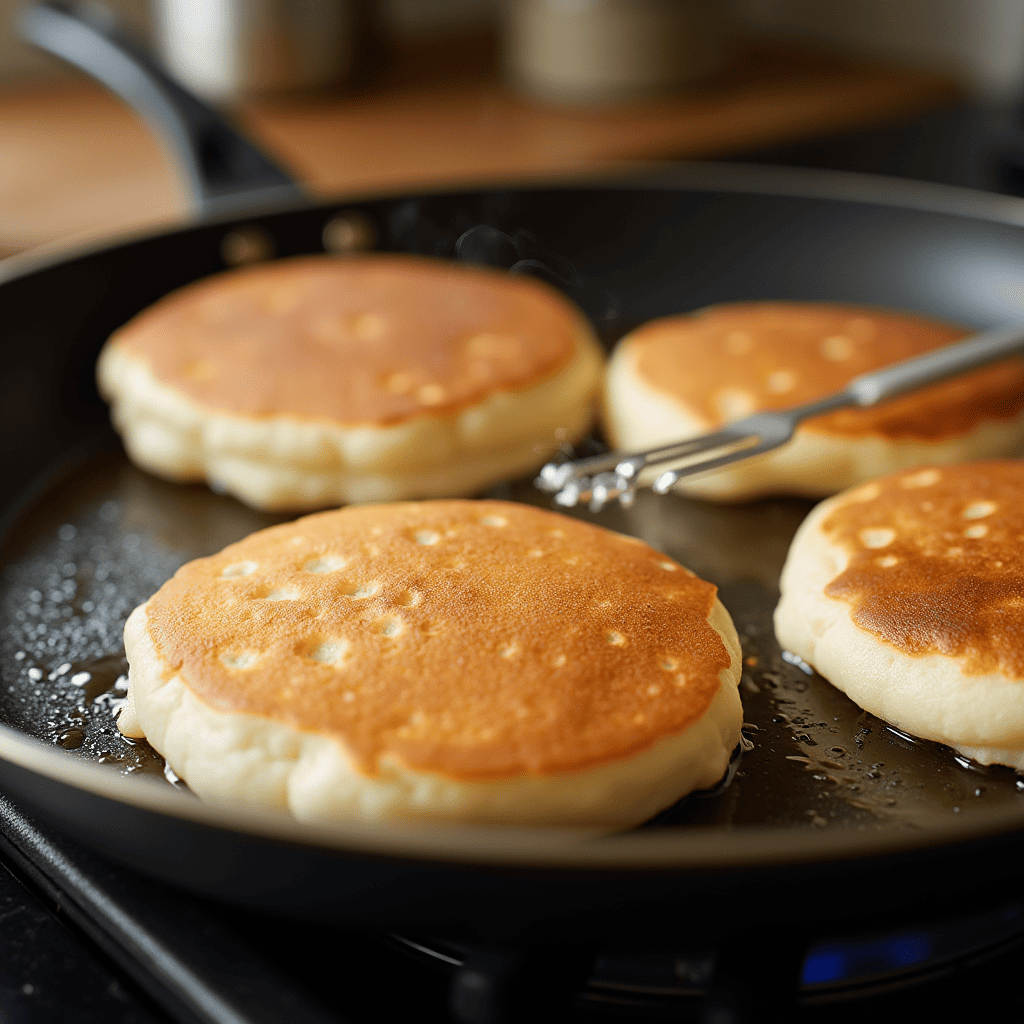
[98,254,603,510]
[118,500,743,825]
[775,461,1024,769]
[603,302,1024,500]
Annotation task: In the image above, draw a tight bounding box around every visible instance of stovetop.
[5,99,1024,1024]
[3,785,1024,1024]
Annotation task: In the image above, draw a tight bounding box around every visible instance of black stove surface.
[3,786,1024,1024]
[6,99,1024,1024]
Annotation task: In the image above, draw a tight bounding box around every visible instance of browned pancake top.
[144,500,731,780]
[630,302,1024,439]
[110,255,582,425]
[821,461,1024,677]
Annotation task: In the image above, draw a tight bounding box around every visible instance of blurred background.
[3,0,1024,257]
[4,6,1024,1023]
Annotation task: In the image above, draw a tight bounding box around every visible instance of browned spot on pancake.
[821,461,1024,677]
[110,255,580,426]
[144,501,729,780]
[631,303,1024,440]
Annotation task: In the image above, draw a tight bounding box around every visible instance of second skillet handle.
[20,1,308,221]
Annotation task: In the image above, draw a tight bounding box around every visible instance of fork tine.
[611,426,756,473]
[537,424,760,493]
[649,438,780,494]
[541,322,1024,509]
[552,427,786,508]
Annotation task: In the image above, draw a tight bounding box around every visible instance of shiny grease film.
[1,450,1022,829]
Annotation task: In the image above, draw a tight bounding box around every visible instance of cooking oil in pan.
[0,475,190,782]
[3,449,1024,831]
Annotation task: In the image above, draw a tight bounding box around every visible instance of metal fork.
[536,323,1024,511]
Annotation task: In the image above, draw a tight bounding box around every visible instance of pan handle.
[19,1,307,221]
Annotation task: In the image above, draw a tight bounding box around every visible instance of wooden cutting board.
[0,43,958,256]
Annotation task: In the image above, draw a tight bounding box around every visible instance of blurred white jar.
[502,0,732,106]
[155,0,355,101]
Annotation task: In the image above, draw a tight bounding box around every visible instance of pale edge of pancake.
[96,323,603,511]
[118,600,743,828]
[774,494,1024,769]
[603,340,1024,502]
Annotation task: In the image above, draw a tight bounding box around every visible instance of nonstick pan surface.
[4,166,1024,942]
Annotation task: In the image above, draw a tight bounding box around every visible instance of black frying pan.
[3,3,1024,949]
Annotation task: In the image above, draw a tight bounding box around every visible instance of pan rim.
[2,709,1023,871]
[5,159,1024,289]
[4,162,1024,872]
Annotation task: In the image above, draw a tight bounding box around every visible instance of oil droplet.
[68,653,129,703]
[58,728,85,750]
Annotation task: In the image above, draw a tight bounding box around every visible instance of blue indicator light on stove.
[802,930,934,987]
[801,950,848,985]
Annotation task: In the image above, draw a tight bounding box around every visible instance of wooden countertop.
[0,41,958,256]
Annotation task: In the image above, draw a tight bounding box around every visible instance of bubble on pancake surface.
[220,560,258,579]
[901,468,941,489]
[378,616,404,638]
[627,304,1024,447]
[303,555,347,573]
[714,387,756,421]
[766,370,796,394]
[964,501,997,520]
[821,462,1024,676]
[859,528,895,549]
[308,640,351,667]
[821,334,855,361]
[220,650,259,670]
[142,500,732,780]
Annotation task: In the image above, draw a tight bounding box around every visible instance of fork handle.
[845,324,1024,406]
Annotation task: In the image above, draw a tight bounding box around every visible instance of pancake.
[97,254,603,511]
[117,500,743,827]
[774,461,1024,769]
[603,302,1024,501]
